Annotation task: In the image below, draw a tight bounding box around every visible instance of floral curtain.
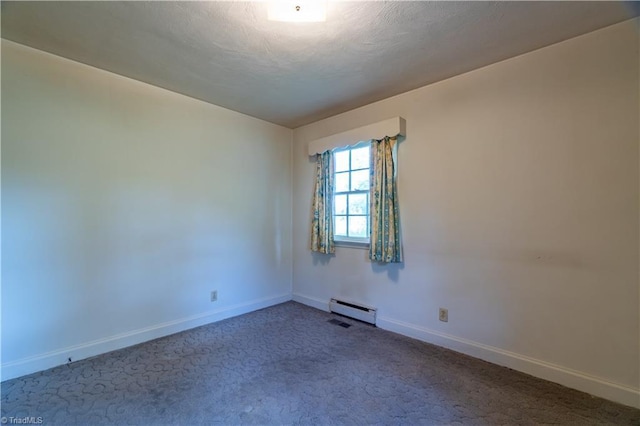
[369,136,402,263]
[310,150,335,254]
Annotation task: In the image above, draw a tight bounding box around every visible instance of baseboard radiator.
[329,298,377,325]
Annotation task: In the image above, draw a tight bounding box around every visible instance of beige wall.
[292,19,639,406]
[1,40,292,378]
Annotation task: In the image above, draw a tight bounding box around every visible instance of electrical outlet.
[439,308,448,322]
[211,290,218,302]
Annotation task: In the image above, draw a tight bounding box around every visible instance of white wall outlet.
[439,308,448,322]
[211,290,218,302]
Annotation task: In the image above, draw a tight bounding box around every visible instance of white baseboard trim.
[292,292,330,312]
[2,293,291,382]
[376,315,640,409]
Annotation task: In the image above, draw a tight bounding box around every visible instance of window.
[333,144,370,243]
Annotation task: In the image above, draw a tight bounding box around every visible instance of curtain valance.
[307,117,405,156]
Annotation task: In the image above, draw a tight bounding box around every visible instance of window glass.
[333,145,370,243]
[351,146,369,170]
[335,194,347,215]
[335,172,350,193]
[348,193,367,215]
[350,170,369,191]
[335,216,347,236]
[348,216,367,238]
[335,151,350,172]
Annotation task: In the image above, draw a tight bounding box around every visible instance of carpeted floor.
[2,301,639,425]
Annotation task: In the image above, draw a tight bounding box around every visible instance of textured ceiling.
[2,1,638,128]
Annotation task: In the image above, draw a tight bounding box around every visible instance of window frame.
[333,143,370,247]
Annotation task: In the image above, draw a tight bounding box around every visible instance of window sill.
[334,238,369,250]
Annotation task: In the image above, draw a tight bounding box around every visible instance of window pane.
[335,150,350,172]
[335,172,349,192]
[351,170,369,191]
[348,216,367,238]
[349,193,367,215]
[334,146,372,240]
[335,216,347,236]
[335,194,347,215]
[351,146,369,170]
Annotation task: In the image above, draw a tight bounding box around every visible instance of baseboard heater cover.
[329,298,377,325]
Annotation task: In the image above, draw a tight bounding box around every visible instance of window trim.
[334,237,369,249]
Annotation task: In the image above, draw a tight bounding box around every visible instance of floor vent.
[329,298,377,325]
[327,319,351,328]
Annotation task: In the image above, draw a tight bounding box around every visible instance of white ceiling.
[2,1,638,128]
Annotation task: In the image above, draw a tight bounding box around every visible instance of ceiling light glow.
[268,1,327,22]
